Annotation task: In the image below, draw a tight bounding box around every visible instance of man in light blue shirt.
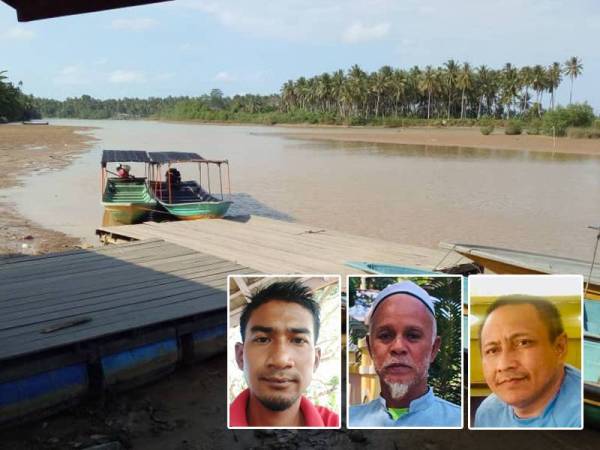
[349,281,461,427]
[474,295,582,428]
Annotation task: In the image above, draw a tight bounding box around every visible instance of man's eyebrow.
[249,325,273,334]
[289,327,311,335]
[508,332,535,340]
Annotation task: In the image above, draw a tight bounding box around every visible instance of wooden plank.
[0,261,247,327]
[141,219,438,273]
[0,238,256,361]
[0,253,227,303]
[0,242,196,283]
[97,217,451,273]
[0,268,256,360]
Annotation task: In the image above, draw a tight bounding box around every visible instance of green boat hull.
[102,178,156,224]
[158,200,232,220]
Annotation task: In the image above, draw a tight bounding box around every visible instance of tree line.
[0,70,39,122]
[280,57,585,121]
[1,57,591,126]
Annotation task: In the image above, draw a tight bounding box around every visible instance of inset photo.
[347,275,463,428]
[227,275,341,428]
[469,275,583,429]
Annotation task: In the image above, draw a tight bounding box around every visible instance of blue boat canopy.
[148,152,204,164]
[101,150,152,165]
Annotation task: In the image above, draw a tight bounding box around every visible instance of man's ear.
[554,332,568,362]
[313,347,321,372]
[431,336,442,361]
[235,342,244,371]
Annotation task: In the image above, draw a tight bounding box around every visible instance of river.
[6,119,600,261]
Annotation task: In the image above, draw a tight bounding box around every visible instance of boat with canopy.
[100,150,156,225]
[147,151,232,220]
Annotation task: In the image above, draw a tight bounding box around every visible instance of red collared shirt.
[230,388,339,427]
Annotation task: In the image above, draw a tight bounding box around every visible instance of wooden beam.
[2,0,172,22]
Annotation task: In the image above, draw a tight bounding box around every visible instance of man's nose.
[496,347,518,372]
[266,341,294,369]
[390,336,408,355]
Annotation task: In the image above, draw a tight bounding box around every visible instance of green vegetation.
[542,103,595,136]
[505,119,523,135]
[479,117,494,135]
[0,70,39,122]
[5,57,598,141]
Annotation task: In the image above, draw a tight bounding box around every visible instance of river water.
[6,119,600,261]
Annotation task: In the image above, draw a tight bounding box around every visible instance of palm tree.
[563,56,583,104]
[390,69,406,117]
[475,65,490,118]
[443,59,459,120]
[419,66,436,119]
[531,64,547,116]
[457,62,473,119]
[547,62,562,110]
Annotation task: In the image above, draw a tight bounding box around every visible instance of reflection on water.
[4,119,600,261]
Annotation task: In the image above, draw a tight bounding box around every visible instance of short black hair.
[239,280,321,343]
[478,294,565,346]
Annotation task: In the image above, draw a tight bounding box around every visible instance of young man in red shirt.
[229,280,339,427]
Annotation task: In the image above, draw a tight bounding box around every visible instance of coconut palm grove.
[1,57,598,137]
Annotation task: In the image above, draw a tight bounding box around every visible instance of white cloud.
[1,26,35,41]
[111,18,159,31]
[214,71,236,82]
[53,66,90,85]
[341,22,390,44]
[109,70,146,83]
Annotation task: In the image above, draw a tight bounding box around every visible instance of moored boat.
[101,150,157,225]
[440,242,600,300]
[148,151,232,220]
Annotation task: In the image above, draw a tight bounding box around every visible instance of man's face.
[367,294,440,402]
[235,300,320,411]
[480,304,567,414]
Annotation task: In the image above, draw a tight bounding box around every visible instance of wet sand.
[276,125,600,156]
[0,124,96,256]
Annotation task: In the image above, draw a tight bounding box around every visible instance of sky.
[1,0,599,112]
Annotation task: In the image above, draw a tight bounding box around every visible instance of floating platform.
[0,239,251,426]
[96,215,454,275]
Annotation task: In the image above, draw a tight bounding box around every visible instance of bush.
[480,125,494,135]
[593,119,600,130]
[542,103,596,136]
[526,119,542,135]
[505,120,522,135]
[566,127,600,139]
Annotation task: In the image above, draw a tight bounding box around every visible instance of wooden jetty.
[96,215,453,275]
[0,239,251,426]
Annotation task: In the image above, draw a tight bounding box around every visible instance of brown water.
[5,119,600,261]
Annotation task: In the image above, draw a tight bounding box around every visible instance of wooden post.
[218,163,223,200]
[168,163,172,204]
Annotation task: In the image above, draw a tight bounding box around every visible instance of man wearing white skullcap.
[349,281,461,427]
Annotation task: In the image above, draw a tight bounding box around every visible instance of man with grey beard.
[349,281,461,427]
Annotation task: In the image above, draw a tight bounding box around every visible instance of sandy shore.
[275,125,600,156]
[0,124,96,256]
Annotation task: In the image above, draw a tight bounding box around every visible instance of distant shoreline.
[156,119,600,156]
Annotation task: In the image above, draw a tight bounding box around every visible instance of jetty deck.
[96,215,455,275]
[0,238,254,425]
[0,239,251,363]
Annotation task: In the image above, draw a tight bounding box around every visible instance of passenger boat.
[100,150,156,225]
[147,151,232,220]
